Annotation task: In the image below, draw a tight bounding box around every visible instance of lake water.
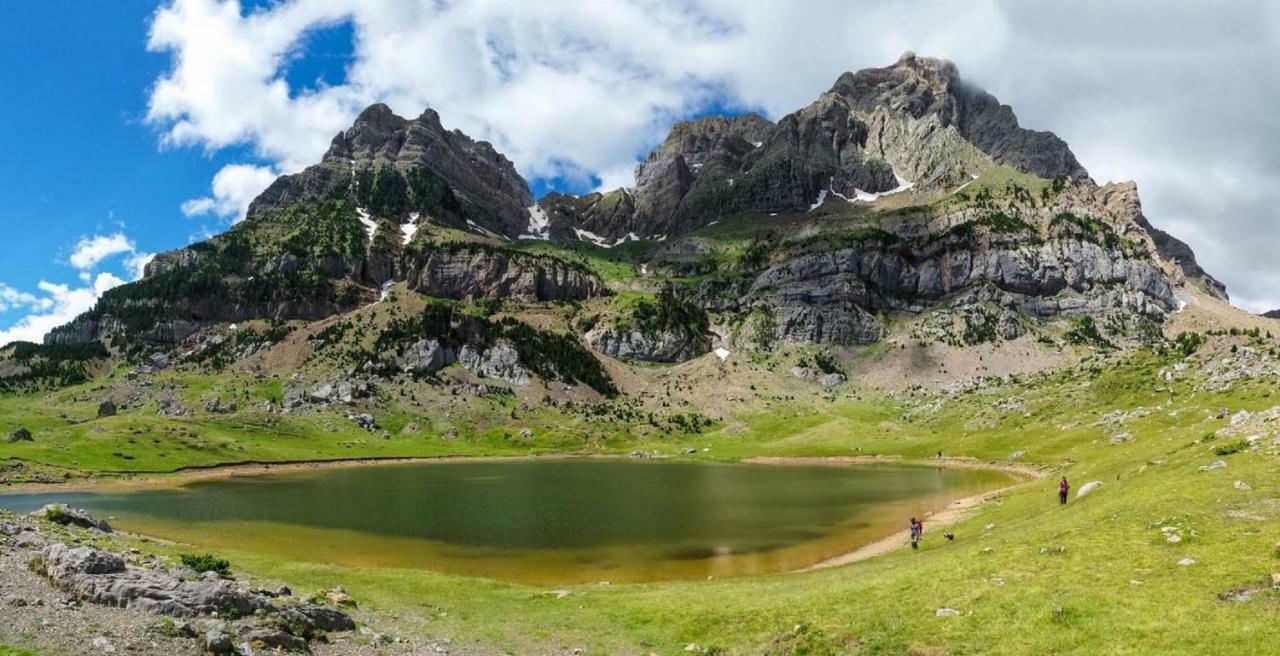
[0,459,1013,584]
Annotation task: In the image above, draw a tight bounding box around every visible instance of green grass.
[3,345,1280,654]
[0,647,40,656]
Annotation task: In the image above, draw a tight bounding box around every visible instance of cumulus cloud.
[68,233,136,271]
[0,231,148,347]
[181,163,278,222]
[144,0,1280,311]
[0,281,101,347]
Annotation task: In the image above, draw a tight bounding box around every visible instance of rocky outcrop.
[34,504,112,532]
[586,325,711,363]
[459,340,530,385]
[404,247,603,302]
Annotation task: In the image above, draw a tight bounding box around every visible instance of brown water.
[0,459,1013,584]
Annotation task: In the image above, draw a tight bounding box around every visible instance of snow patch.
[400,221,418,246]
[807,188,829,212]
[521,204,550,240]
[573,227,611,247]
[378,280,394,303]
[714,347,730,361]
[851,171,915,203]
[466,219,507,241]
[752,141,763,148]
[356,208,378,242]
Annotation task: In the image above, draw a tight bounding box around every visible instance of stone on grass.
[1177,557,1197,566]
[935,608,960,617]
[5,427,33,442]
[1200,460,1227,471]
[1076,481,1103,499]
[1233,480,1252,491]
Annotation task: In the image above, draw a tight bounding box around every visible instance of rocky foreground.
[0,506,456,656]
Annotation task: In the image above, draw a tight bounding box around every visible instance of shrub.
[180,553,232,577]
[1213,439,1250,457]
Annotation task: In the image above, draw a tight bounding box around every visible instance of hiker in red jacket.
[1058,477,1070,505]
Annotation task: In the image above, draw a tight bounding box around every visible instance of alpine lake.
[0,458,1015,584]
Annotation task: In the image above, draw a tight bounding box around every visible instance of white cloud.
[0,281,101,347]
[0,230,147,347]
[124,252,156,281]
[181,163,279,223]
[0,284,48,313]
[68,233,136,271]
[144,0,1280,312]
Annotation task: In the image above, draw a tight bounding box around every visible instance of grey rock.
[405,248,602,303]
[34,504,113,532]
[459,340,530,385]
[1075,481,1103,498]
[237,627,309,653]
[308,384,334,404]
[204,628,235,655]
[5,427,33,442]
[96,401,117,418]
[816,373,847,388]
[587,325,710,363]
[41,543,274,618]
[280,604,356,632]
[399,339,456,374]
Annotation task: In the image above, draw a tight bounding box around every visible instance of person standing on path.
[1058,477,1070,505]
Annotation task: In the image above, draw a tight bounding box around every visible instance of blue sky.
[2,1,1277,345]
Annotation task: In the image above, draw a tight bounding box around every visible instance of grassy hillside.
[3,330,1279,654]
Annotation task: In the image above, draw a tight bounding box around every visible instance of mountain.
[19,53,1230,401]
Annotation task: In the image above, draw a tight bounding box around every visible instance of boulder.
[1075,481,1103,499]
[238,627,309,653]
[5,427,33,442]
[34,504,113,532]
[204,628,235,654]
[308,383,335,404]
[97,401,117,418]
[280,604,356,632]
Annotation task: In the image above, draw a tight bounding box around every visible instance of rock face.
[587,325,711,363]
[459,340,530,385]
[405,247,602,302]
[250,104,533,236]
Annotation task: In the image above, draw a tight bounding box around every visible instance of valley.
[2,54,1278,655]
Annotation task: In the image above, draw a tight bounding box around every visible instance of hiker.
[1058,477,1070,505]
[909,517,923,549]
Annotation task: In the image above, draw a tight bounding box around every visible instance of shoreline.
[3,452,1046,495]
[762,456,1045,571]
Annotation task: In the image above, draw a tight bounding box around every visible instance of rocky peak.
[250,104,532,235]
[828,52,1089,182]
